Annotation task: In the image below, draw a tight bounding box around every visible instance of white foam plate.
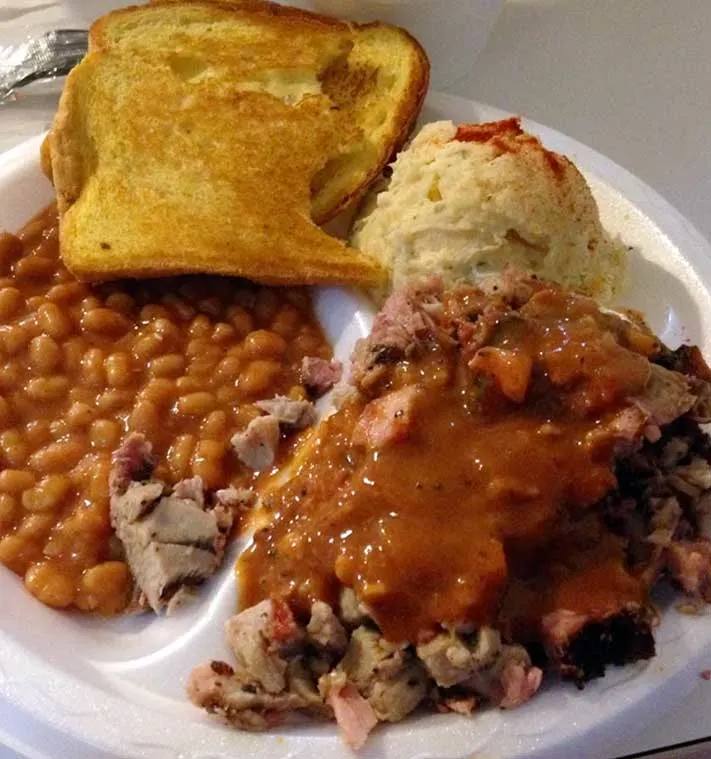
[1,93,711,759]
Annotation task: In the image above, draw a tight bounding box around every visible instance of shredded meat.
[109,435,233,613]
[231,415,280,470]
[301,356,343,397]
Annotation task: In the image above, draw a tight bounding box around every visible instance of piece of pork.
[110,436,233,613]
[187,658,323,731]
[109,433,155,494]
[301,356,343,397]
[224,600,304,693]
[633,364,695,427]
[435,639,542,709]
[307,600,348,655]
[321,626,428,724]
[668,539,711,601]
[255,396,316,429]
[350,278,447,392]
[231,415,280,470]
[416,627,501,687]
[323,677,378,750]
[540,605,655,685]
[351,386,419,449]
[190,600,347,731]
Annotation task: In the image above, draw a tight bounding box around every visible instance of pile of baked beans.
[0,206,331,614]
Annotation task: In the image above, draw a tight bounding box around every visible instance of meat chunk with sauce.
[191,273,711,747]
[109,434,234,613]
[231,396,317,470]
[351,386,419,449]
[301,356,343,397]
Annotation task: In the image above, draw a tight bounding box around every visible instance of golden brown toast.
[48,1,429,286]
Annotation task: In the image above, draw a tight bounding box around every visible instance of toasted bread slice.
[49,1,428,285]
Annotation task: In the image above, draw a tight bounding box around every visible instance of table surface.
[1,0,711,757]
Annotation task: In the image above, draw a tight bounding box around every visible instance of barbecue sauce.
[240,285,655,643]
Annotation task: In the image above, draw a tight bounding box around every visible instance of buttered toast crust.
[48,1,428,286]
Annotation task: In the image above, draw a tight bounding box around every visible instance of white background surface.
[1,1,711,757]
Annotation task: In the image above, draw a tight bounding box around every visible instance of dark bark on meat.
[301,357,343,397]
[350,278,448,393]
[541,607,655,686]
[109,441,234,613]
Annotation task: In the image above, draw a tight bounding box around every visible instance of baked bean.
[0,494,17,524]
[37,302,72,339]
[254,290,280,325]
[105,292,135,314]
[49,419,70,440]
[24,421,51,449]
[14,256,55,280]
[243,329,287,359]
[46,282,86,303]
[0,534,37,573]
[217,386,242,406]
[90,419,121,450]
[25,562,76,608]
[0,209,332,614]
[0,287,22,319]
[82,308,131,336]
[189,314,212,338]
[10,390,33,419]
[26,376,69,402]
[0,429,28,467]
[129,400,159,433]
[196,296,221,318]
[0,362,20,392]
[215,355,243,383]
[288,384,308,401]
[227,307,254,339]
[132,332,164,361]
[211,322,236,344]
[77,561,131,614]
[177,392,215,416]
[271,306,301,339]
[161,294,195,322]
[30,440,84,473]
[186,337,214,359]
[238,360,282,395]
[0,324,30,354]
[80,295,102,313]
[201,410,228,439]
[149,353,185,377]
[0,233,23,271]
[69,386,95,405]
[17,513,55,540]
[105,352,134,387]
[81,347,105,387]
[63,338,84,373]
[0,469,34,493]
[22,475,72,512]
[0,396,11,426]
[168,434,196,480]
[151,318,182,347]
[232,404,261,428]
[29,335,62,374]
[140,304,172,323]
[140,378,175,407]
[176,376,201,393]
[97,388,133,412]
[27,296,47,311]
[192,439,225,488]
[67,402,95,428]
[86,460,111,504]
